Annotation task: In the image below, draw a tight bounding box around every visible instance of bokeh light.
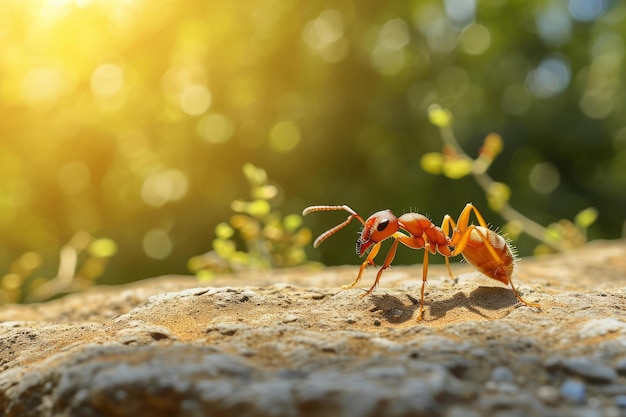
[143,229,173,260]
[525,56,571,99]
[459,23,491,55]
[198,113,234,144]
[269,120,301,153]
[141,169,189,208]
[179,84,212,116]
[91,63,124,97]
[302,9,349,63]
[568,0,607,21]
[536,2,572,46]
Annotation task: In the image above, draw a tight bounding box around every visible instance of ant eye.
[376,219,389,232]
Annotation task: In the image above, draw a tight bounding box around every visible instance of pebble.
[490,366,515,383]
[536,385,560,406]
[418,335,472,354]
[446,405,481,417]
[561,379,587,404]
[578,318,626,339]
[543,355,562,370]
[561,357,618,383]
[370,337,403,352]
[365,365,407,380]
[282,314,298,323]
[206,323,249,336]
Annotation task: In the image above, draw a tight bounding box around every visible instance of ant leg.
[438,215,457,280]
[451,225,500,261]
[444,256,454,280]
[512,272,541,308]
[458,203,490,229]
[440,214,456,237]
[417,247,430,321]
[361,238,400,297]
[341,242,381,290]
[447,203,490,247]
[507,273,541,308]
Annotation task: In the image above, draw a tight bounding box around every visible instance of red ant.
[302,203,540,320]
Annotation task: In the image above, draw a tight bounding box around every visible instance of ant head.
[356,210,399,257]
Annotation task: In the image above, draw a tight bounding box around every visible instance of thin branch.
[439,123,564,252]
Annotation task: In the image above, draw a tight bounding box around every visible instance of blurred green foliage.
[1,231,116,303]
[188,163,311,279]
[1,0,625,302]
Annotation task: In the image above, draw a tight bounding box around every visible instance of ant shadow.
[369,286,519,324]
[368,294,420,324]
[426,286,519,321]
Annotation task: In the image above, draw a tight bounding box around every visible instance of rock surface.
[1,240,626,417]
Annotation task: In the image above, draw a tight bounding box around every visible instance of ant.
[302,203,540,320]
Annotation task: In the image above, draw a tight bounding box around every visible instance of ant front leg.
[341,241,382,290]
[361,237,400,297]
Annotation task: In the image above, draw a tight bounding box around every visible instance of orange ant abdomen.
[459,227,514,286]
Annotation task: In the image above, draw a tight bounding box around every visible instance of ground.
[1,240,625,416]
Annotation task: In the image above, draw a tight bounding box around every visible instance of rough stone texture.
[1,240,626,417]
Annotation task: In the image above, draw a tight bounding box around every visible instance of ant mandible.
[302,203,540,320]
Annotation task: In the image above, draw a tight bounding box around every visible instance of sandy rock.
[1,240,626,416]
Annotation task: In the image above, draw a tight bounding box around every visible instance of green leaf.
[574,207,598,228]
[88,238,118,258]
[243,163,267,185]
[230,199,248,212]
[252,184,278,200]
[195,269,214,282]
[545,223,564,242]
[427,104,452,128]
[215,222,235,239]
[213,238,236,257]
[420,152,444,175]
[283,214,302,232]
[247,199,271,217]
[442,157,473,179]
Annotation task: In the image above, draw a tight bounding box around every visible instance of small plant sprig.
[1,231,117,304]
[421,104,597,254]
[188,163,312,279]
